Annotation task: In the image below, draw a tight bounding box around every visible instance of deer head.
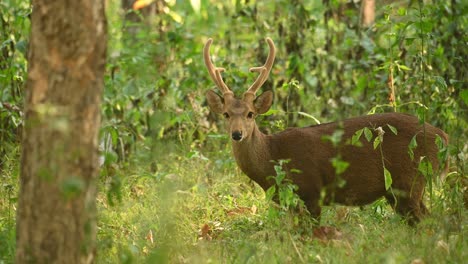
[204,38,276,142]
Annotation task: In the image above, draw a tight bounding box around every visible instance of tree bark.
[16,1,106,263]
[361,0,376,27]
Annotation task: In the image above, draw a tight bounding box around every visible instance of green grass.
[96,141,467,263]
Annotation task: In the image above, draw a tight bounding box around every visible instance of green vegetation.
[1,0,466,263]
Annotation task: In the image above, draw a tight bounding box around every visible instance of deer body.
[204,38,448,224]
[232,112,447,220]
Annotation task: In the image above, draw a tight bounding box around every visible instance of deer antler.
[203,38,233,96]
[244,37,276,99]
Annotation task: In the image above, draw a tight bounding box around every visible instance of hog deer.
[204,38,448,224]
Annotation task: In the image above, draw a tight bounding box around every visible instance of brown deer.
[204,38,449,224]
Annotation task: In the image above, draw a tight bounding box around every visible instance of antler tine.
[203,38,233,96]
[245,37,276,97]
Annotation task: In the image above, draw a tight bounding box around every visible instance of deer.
[203,37,449,225]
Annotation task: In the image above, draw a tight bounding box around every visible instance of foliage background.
[1,0,466,263]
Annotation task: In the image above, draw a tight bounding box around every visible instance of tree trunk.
[361,0,376,27]
[16,1,107,263]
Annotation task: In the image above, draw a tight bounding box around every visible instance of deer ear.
[206,90,224,114]
[254,91,273,114]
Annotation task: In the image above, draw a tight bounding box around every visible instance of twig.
[289,232,305,263]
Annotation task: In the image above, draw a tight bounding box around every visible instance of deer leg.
[388,187,426,225]
[385,193,397,209]
[396,199,424,225]
[420,200,429,216]
[304,198,322,225]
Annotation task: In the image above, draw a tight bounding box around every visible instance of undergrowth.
[95,141,466,263]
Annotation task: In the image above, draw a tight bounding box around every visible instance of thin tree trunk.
[16,1,107,263]
[361,0,376,27]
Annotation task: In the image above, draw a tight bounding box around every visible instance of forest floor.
[95,140,467,263]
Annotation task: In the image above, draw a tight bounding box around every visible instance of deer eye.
[223,112,230,119]
[247,112,254,119]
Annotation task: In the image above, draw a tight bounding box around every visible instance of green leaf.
[351,129,364,146]
[274,164,282,175]
[364,127,373,142]
[416,20,433,34]
[190,0,201,13]
[460,89,468,106]
[405,37,416,45]
[265,186,276,201]
[16,40,28,55]
[373,136,381,150]
[384,168,392,190]
[387,124,398,135]
[276,172,285,185]
[110,127,119,146]
[434,76,447,90]
[290,168,302,174]
[408,135,418,160]
[435,135,448,168]
[322,129,344,147]
[397,7,406,16]
[336,177,346,188]
[262,109,280,116]
[104,151,118,166]
[435,134,445,149]
[397,64,411,71]
[418,157,433,181]
[356,76,367,93]
[268,207,280,221]
[168,10,183,23]
[331,157,350,175]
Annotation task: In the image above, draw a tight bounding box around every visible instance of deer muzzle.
[231,130,243,141]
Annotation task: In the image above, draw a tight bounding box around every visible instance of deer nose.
[232,131,243,141]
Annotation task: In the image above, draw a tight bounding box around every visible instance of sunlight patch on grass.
[96,144,467,263]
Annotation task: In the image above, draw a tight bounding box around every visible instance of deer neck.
[232,125,274,190]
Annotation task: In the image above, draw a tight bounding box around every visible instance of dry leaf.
[131,185,144,197]
[436,240,449,254]
[251,204,257,214]
[146,230,153,244]
[199,223,212,240]
[226,206,252,216]
[335,207,349,222]
[358,224,365,233]
[313,226,343,242]
[133,0,153,10]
